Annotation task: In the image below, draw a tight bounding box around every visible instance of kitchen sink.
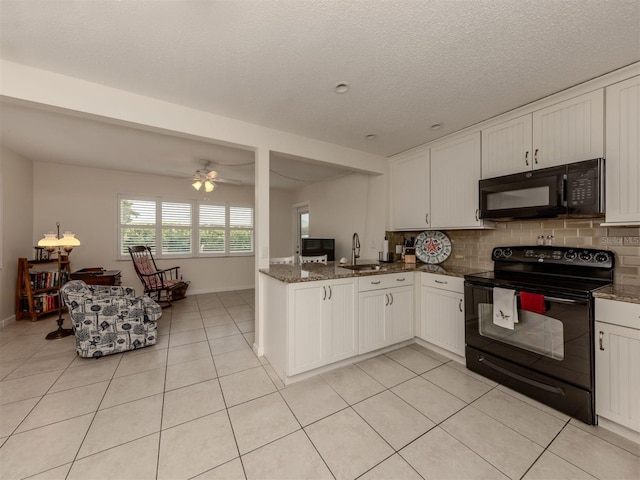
[340,264,386,272]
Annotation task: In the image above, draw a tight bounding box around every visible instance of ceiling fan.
[191,160,242,192]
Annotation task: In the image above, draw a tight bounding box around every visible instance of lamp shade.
[204,180,215,192]
[192,180,203,190]
[38,232,59,247]
[60,232,81,247]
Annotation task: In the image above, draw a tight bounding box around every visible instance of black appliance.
[301,238,335,261]
[464,246,614,424]
[479,158,604,220]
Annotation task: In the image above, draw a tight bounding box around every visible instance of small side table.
[71,268,122,286]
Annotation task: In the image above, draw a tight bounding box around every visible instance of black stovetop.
[464,246,615,298]
[464,270,611,298]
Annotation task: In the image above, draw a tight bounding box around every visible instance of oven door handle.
[478,356,565,396]
[540,295,588,305]
[466,284,588,305]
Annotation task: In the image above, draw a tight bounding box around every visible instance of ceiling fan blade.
[213,177,242,185]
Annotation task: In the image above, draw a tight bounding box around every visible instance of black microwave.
[479,158,604,220]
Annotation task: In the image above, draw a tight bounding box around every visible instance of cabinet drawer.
[595,298,640,330]
[359,273,414,292]
[420,273,464,293]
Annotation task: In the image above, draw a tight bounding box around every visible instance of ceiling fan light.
[204,180,215,192]
[192,180,203,190]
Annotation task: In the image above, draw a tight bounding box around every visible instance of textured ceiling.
[0,0,639,181]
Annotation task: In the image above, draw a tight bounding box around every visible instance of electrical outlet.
[370,240,377,249]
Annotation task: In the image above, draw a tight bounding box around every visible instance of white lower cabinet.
[358,273,414,354]
[595,298,640,433]
[289,278,357,376]
[419,273,465,357]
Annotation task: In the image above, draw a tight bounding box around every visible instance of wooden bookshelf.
[16,256,70,322]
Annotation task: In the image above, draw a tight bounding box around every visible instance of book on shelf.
[28,270,70,290]
[21,293,60,313]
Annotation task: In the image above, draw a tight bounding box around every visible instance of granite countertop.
[260,261,640,304]
[593,284,640,304]
[259,260,483,283]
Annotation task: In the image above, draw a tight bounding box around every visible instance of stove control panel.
[492,246,614,268]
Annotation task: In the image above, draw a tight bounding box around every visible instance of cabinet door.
[387,286,414,344]
[532,90,604,169]
[605,75,640,225]
[327,280,358,363]
[359,290,387,354]
[390,147,430,230]
[430,132,483,228]
[420,287,465,357]
[290,283,326,375]
[481,114,533,178]
[595,321,640,432]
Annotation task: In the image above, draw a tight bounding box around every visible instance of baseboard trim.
[0,314,16,329]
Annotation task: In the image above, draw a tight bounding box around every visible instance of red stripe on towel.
[519,292,546,314]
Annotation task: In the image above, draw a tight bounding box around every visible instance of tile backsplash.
[388,219,640,286]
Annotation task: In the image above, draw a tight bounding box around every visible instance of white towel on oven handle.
[493,287,519,330]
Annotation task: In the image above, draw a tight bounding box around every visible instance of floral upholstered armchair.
[60,280,162,358]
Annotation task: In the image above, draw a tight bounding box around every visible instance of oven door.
[479,165,566,219]
[465,281,595,423]
[464,282,593,390]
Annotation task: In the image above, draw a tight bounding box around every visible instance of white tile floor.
[1,289,639,480]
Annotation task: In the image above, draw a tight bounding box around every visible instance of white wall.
[292,172,388,262]
[269,188,295,258]
[0,148,34,325]
[32,161,256,294]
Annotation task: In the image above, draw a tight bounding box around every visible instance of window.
[118,195,254,258]
[199,204,226,254]
[229,206,254,253]
[162,202,192,254]
[120,198,157,254]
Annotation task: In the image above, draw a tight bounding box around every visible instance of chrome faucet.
[352,232,360,265]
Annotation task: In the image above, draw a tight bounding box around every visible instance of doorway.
[294,202,310,255]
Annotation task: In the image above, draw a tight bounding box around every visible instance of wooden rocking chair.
[128,246,189,307]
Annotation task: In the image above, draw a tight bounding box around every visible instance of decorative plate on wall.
[414,231,452,264]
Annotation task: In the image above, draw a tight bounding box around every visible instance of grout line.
[155,330,171,480]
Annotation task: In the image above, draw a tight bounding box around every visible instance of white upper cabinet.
[482,90,604,179]
[390,146,430,230]
[532,89,604,169]
[390,133,489,230]
[605,75,640,225]
[481,114,533,178]
[430,131,484,228]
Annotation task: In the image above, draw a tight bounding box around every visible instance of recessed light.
[364,133,377,140]
[430,123,443,130]
[334,82,350,94]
